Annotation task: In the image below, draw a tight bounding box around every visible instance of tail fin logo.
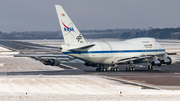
[62,21,74,32]
[76,34,82,42]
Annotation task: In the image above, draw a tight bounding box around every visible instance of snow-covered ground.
[0,56,63,72]
[0,43,63,71]
[0,75,179,101]
[0,46,11,51]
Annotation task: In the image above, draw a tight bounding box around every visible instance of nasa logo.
[62,21,74,32]
[64,27,74,31]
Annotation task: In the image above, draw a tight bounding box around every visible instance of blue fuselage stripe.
[63,49,165,54]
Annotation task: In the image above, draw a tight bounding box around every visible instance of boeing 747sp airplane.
[15,5,177,71]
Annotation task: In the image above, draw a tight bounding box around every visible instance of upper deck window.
[142,41,149,43]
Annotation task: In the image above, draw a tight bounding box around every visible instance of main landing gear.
[96,65,119,72]
[95,62,154,72]
[126,63,135,71]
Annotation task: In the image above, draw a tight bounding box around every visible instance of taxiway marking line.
[60,64,78,69]
[101,76,161,90]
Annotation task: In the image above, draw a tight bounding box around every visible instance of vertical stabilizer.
[55,5,87,45]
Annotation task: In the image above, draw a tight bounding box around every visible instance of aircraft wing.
[14,54,74,60]
[32,46,60,51]
[117,53,167,63]
[14,54,85,65]
[14,54,71,58]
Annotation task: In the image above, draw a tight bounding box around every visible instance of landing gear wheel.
[116,68,119,71]
[113,68,116,71]
[100,68,104,72]
[151,67,153,70]
[103,68,108,72]
[126,67,135,71]
[132,67,135,71]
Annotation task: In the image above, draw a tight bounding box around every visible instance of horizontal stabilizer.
[68,44,95,52]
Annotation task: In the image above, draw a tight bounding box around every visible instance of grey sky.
[0,0,180,32]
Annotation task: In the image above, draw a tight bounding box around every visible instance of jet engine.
[152,59,161,66]
[43,59,60,66]
[152,56,176,66]
[162,56,177,65]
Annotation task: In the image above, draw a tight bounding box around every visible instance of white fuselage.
[61,38,165,65]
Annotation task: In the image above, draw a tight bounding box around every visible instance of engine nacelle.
[43,59,60,66]
[84,62,97,67]
[162,56,177,65]
[152,59,161,66]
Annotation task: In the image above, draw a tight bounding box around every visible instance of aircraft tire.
[103,68,106,72]
[116,68,119,71]
[96,68,99,71]
[105,68,108,71]
[151,65,154,70]
[151,67,154,70]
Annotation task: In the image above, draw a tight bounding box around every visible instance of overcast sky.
[0,0,180,32]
